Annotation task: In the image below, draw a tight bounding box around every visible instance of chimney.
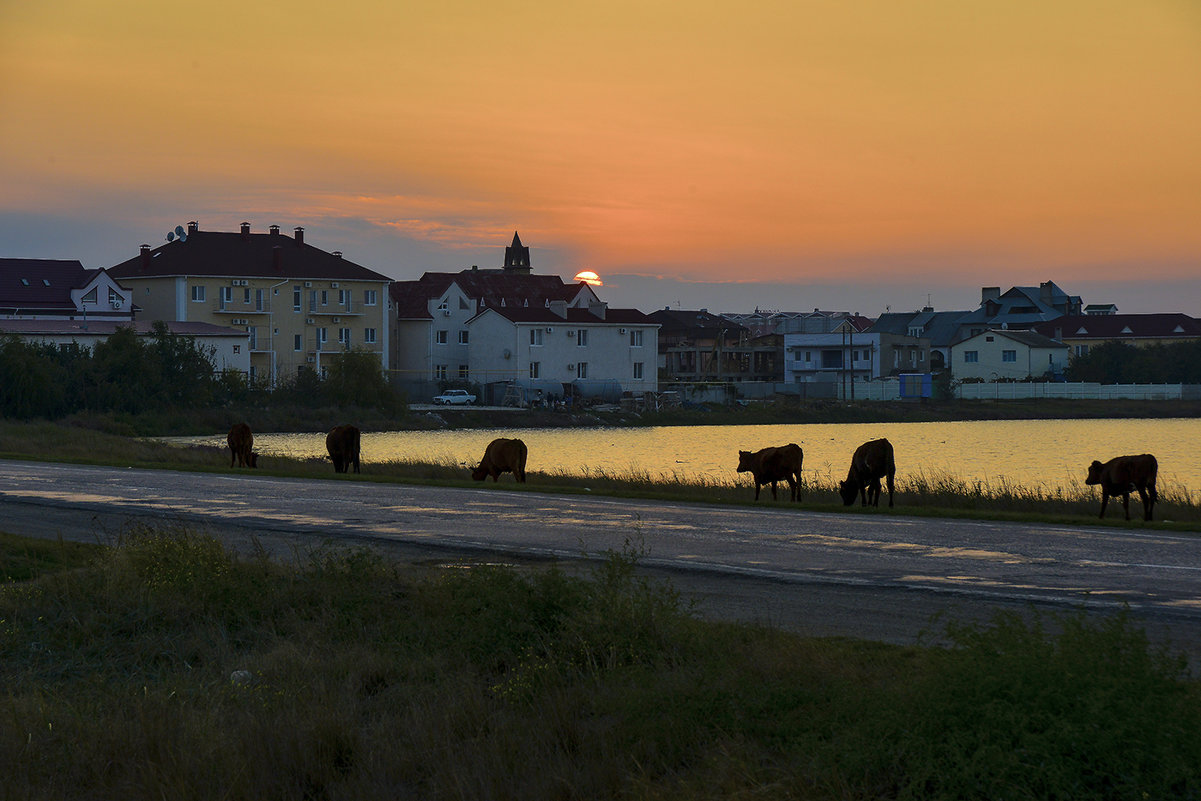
[240,222,251,239]
[140,244,150,270]
[187,221,198,235]
[272,246,282,272]
[294,226,304,246]
[981,286,1000,304]
[548,299,568,319]
[269,225,280,236]
[332,250,342,258]
[1040,281,1053,304]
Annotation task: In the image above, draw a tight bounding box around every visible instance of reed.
[3,527,1200,800]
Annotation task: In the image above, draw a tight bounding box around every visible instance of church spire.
[503,231,531,274]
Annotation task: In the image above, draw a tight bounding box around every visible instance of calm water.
[180,418,1201,497]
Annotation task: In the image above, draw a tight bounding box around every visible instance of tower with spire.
[503,231,531,274]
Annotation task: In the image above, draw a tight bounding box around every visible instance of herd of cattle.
[225,424,1160,522]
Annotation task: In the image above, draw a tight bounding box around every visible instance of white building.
[948,329,1068,381]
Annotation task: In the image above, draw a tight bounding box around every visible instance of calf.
[226,423,258,468]
[839,438,895,507]
[472,438,528,483]
[326,425,361,474]
[736,443,803,501]
[1085,454,1158,521]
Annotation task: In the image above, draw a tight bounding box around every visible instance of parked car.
[432,389,477,405]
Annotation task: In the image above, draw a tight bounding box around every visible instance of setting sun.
[574,270,603,287]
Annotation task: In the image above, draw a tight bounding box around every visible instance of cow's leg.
[1136,485,1152,521]
[1146,481,1158,520]
[769,480,779,501]
[885,472,894,507]
[1121,492,1131,520]
[787,476,797,502]
[753,482,762,501]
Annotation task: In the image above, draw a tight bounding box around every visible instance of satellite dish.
[175,225,186,237]
[179,233,187,243]
[166,232,175,242]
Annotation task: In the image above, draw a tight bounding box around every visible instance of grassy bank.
[2,528,1199,800]
[23,397,1201,438]
[2,419,1197,528]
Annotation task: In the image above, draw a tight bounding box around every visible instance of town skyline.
[2,1,1198,317]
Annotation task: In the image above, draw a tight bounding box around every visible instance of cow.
[1085,454,1158,521]
[736,443,803,502]
[472,438,528,483]
[226,423,258,468]
[326,424,361,474]
[839,438,896,507]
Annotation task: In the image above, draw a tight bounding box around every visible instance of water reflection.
[173,418,1201,497]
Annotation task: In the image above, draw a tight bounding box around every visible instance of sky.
[2,0,1199,316]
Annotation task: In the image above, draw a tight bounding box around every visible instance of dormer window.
[81,288,97,304]
[42,279,50,286]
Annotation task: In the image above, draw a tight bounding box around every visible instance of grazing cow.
[1085,454,1158,521]
[736,443,804,502]
[326,425,361,474]
[472,438,528,483]
[226,423,258,468]
[839,438,896,507]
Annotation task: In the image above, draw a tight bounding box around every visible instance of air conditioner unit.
[306,356,315,363]
[331,282,339,288]
[620,328,627,334]
[566,330,575,337]
[304,281,312,288]
[545,326,554,333]
[306,318,315,324]
[332,317,340,323]
[110,300,121,309]
[567,364,575,371]
[443,309,451,316]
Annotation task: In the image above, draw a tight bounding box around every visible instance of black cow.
[226,423,258,468]
[326,425,361,474]
[839,438,895,507]
[472,438,528,483]
[1085,454,1158,521]
[736,443,804,501]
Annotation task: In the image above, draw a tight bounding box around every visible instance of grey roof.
[0,319,246,337]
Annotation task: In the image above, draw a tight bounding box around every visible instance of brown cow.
[472,438,528,483]
[1085,454,1158,521]
[839,438,895,507]
[226,423,258,468]
[736,443,803,501]
[326,425,361,474]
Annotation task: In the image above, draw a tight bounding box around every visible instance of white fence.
[955,382,1195,401]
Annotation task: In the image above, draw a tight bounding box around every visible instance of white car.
[432,389,476,405]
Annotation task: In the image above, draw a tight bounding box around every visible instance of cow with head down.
[226,422,258,468]
[472,438,528,483]
[326,424,361,474]
[736,443,803,502]
[1085,454,1158,521]
[839,438,895,507]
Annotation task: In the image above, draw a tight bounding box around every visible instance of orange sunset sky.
[2,0,1199,314]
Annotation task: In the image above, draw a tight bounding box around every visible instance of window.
[1074,344,1089,357]
[362,289,376,306]
[529,328,543,346]
[633,362,644,379]
[458,330,469,345]
[247,326,258,350]
[220,286,232,306]
[985,335,995,342]
[435,364,448,379]
[964,350,979,363]
[255,289,264,311]
[317,328,328,350]
[233,345,240,354]
[629,329,643,347]
[364,328,377,344]
[339,328,351,347]
[1002,350,1017,363]
[576,329,588,346]
[804,351,811,362]
[435,330,448,345]
[191,285,205,302]
[339,289,350,306]
[293,287,302,310]
[293,334,302,351]
[243,288,251,304]
[437,300,448,311]
[458,364,469,378]
[320,290,328,306]
[529,361,540,379]
[576,362,588,379]
[309,290,318,311]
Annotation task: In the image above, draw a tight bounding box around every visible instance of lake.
[178,417,1201,498]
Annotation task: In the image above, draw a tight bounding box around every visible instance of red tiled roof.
[478,306,657,326]
[1032,314,1201,341]
[0,319,246,337]
[108,228,389,282]
[389,270,593,319]
[0,258,97,310]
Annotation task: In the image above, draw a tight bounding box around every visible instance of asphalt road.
[4,459,1201,659]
